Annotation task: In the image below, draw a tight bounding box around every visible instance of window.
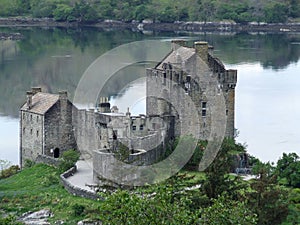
[226,110,228,116]
[36,130,39,137]
[201,101,207,117]
[23,127,25,134]
[30,115,32,121]
[30,129,33,135]
[36,116,39,122]
[163,72,166,85]
[132,125,136,131]
[139,125,144,131]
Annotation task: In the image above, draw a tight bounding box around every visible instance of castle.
[20,40,237,185]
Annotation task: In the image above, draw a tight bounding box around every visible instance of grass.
[0,163,207,224]
[0,164,102,224]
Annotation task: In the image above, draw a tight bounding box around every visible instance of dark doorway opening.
[54,148,60,158]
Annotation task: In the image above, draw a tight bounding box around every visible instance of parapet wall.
[93,145,165,186]
[60,166,103,200]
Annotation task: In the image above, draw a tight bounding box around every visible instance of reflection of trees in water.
[204,33,300,70]
[99,62,156,100]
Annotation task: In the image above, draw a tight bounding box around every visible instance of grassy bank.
[0,164,102,224]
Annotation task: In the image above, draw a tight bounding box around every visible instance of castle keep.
[20,40,237,185]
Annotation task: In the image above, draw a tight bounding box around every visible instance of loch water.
[0,27,299,165]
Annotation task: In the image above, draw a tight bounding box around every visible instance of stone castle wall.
[20,111,43,167]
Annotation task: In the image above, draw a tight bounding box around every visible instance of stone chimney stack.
[59,91,68,117]
[26,91,33,110]
[194,41,208,64]
[98,97,111,113]
[171,39,186,51]
[59,90,68,100]
[31,87,42,94]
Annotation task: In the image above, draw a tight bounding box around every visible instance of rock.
[77,219,102,225]
[18,209,52,225]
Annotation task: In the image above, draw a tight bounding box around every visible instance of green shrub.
[24,159,35,168]
[72,203,85,216]
[0,165,20,179]
[58,149,80,172]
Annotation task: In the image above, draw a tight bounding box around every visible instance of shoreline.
[0,17,300,40]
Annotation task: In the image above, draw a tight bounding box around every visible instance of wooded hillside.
[0,0,299,23]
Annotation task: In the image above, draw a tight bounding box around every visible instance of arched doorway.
[54,148,60,158]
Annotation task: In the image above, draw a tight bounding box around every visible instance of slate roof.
[156,46,196,70]
[20,92,59,115]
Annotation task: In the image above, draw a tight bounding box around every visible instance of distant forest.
[0,0,299,23]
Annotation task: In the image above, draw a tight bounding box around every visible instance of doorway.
[54,148,60,158]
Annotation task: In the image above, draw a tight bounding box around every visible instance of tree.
[276,152,300,188]
[72,0,98,23]
[264,2,288,23]
[201,195,258,225]
[202,138,245,199]
[246,167,289,225]
[53,3,73,21]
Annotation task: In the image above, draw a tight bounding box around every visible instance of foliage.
[202,138,245,199]
[0,159,11,177]
[282,188,300,224]
[0,215,23,225]
[99,188,199,224]
[200,194,258,225]
[58,149,80,172]
[24,159,35,168]
[184,140,206,170]
[245,169,289,225]
[276,152,300,188]
[0,0,299,23]
[72,203,85,216]
[0,165,20,179]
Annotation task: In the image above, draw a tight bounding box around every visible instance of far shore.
[1,17,300,37]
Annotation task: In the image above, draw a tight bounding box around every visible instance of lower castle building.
[20,40,237,185]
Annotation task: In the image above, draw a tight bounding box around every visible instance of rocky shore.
[0,17,300,33]
[0,32,23,40]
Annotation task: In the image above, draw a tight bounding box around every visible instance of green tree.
[264,2,288,23]
[276,152,300,188]
[282,188,300,224]
[246,168,289,225]
[201,194,257,225]
[72,0,98,22]
[202,138,245,199]
[53,3,73,21]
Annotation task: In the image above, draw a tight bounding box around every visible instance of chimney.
[26,91,33,110]
[59,90,68,100]
[98,97,111,113]
[31,87,42,94]
[171,39,186,51]
[194,41,208,64]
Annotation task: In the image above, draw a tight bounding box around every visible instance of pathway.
[65,159,97,192]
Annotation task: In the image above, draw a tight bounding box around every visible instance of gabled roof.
[156,46,196,70]
[20,92,59,115]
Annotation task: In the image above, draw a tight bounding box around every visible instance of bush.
[58,149,80,172]
[72,203,85,216]
[0,165,20,179]
[24,159,35,168]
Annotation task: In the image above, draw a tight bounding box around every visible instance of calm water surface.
[0,28,299,164]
